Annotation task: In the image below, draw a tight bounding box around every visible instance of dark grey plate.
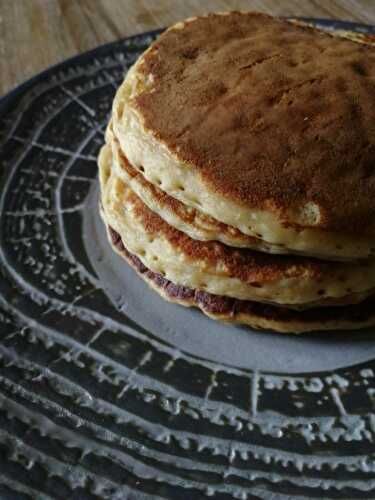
[1,18,375,500]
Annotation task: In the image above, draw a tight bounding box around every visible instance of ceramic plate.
[1,18,375,500]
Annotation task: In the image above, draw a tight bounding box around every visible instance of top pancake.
[113,12,375,260]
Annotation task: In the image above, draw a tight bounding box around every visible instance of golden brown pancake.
[99,143,375,309]
[112,11,375,260]
[109,130,371,260]
[108,126,311,256]
[105,224,375,334]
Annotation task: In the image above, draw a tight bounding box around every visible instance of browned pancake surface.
[135,12,375,234]
[116,141,265,246]
[122,177,373,288]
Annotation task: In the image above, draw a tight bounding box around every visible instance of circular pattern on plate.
[0,20,375,499]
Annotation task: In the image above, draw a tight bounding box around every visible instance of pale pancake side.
[104,223,375,334]
[109,126,309,255]
[109,127,371,261]
[99,144,375,308]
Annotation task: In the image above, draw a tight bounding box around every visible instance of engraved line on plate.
[0,426,147,499]
[330,387,348,417]
[0,381,268,489]
[0,292,362,433]
[251,370,260,418]
[60,85,97,118]
[10,135,97,162]
[1,56,127,144]
[204,370,218,401]
[0,251,252,378]
[68,287,102,307]
[163,354,180,373]
[0,297,231,417]
[102,70,122,90]
[0,343,373,476]
[48,324,106,368]
[1,206,85,217]
[0,473,54,500]
[117,350,153,399]
[53,122,104,287]
[0,384,260,497]
[0,376,374,492]
[1,73,116,167]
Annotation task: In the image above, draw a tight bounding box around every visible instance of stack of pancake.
[99,11,375,333]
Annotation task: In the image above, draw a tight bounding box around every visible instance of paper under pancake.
[105,224,375,334]
[112,11,375,260]
[99,144,375,309]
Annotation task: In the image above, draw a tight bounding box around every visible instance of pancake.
[99,144,375,309]
[112,11,375,260]
[108,126,369,261]
[105,224,375,334]
[108,123,303,256]
[109,123,357,261]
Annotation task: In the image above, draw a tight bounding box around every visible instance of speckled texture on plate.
[1,19,375,500]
